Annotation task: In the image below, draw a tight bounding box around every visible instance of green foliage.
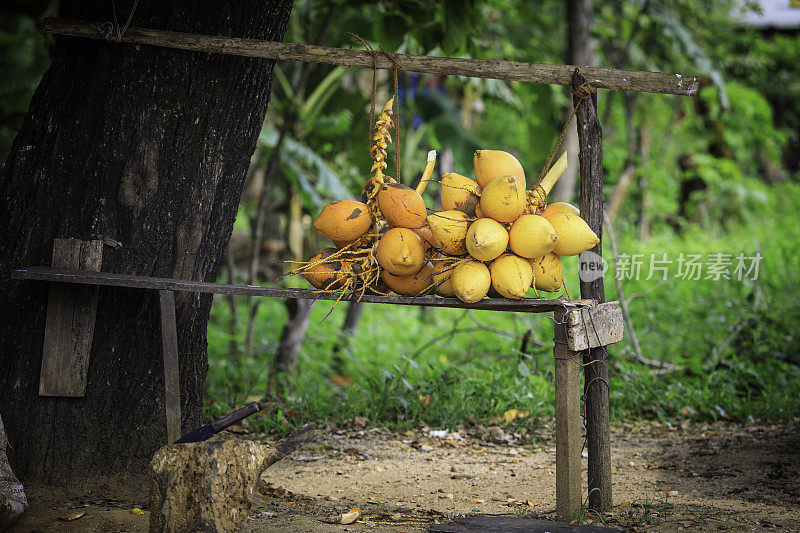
[716,29,800,170]
[0,3,55,160]
[471,82,559,178]
[695,83,785,174]
[205,0,800,435]
[4,0,797,433]
[682,153,769,227]
[207,180,800,432]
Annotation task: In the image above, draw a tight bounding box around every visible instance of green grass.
[205,183,800,435]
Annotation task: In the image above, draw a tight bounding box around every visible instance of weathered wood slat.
[41,18,701,97]
[566,301,624,351]
[12,267,593,313]
[553,308,582,522]
[158,290,181,445]
[574,70,612,513]
[39,240,102,397]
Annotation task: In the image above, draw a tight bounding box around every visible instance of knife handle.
[211,402,260,434]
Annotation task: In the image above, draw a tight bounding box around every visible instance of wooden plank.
[566,301,624,351]
[553,308,582,522]
[158,290,181,444]
[40,18,701,97]
[11,267,593,313]
[429,516,622,532]
[39,239,102,397]
[574,70,612,513]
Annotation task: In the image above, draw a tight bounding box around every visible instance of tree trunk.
[0,0,292,488]
[331,301,365,373]
[268,298,315,393]
[551,0,597,203]
[605,93,638,223]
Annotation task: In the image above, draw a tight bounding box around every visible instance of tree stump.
[0,415,27,530]
[149,425,315,532]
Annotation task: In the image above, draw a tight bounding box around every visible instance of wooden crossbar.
[12,267,593,313]
[41,18,701,97]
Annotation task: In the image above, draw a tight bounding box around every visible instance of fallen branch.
[604,214,683,374]
[264,425,318,469]
[412,326,487,359]
[624,278,670,306]
[469,310,547,347]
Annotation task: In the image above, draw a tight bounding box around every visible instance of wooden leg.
[159,290,181,444]
[554,308,582,522]
[584,349,611,511]
[574,68,613,512]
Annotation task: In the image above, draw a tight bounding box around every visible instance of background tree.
[0,0,292,485]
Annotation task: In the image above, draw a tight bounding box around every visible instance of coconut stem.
[369,98,395,182]
[415,150,437,195]
[538,151,569,197]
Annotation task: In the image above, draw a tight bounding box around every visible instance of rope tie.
[347,33,402,182]
[92,0,139,42]
[376,43,401,182]
[533,73,618,191]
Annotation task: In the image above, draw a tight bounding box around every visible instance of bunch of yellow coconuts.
[298,99,600,304]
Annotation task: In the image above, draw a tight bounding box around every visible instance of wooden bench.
[11,242,622,522]
[22,16,698,520]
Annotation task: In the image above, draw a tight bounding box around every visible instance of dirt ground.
[9,420,800,532]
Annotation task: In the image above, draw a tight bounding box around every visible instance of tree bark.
[331,301,365,373]
[0,0,293,488]
[268,298,315,393]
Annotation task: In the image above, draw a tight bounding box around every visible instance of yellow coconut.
[473,150,526,189]
[376,228,426,276]
[486,284,503,298]
[441,172,482,216]
[451,260,491,303]
[333,237,358,249]
[432,261,456,297]
[508,214,559,259]
[427,210,471,255]
[360,175,396,204]
[480,176,526,223]
[532,252,563,292]
[382,261,435,296]
[377,182,428,229]
[489,254,533,300]
[541,201,579,218]
[466,218,509,262]
[313,199,372,242]
[544,212,600,256]
[412,225,436,252]
[303,248,349,290]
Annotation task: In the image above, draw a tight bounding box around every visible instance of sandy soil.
[9,420,799,532]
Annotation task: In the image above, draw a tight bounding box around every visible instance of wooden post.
[574,69,612,512]
[553,307,582,521]
[39,239,102,397]
[158,290,181,444]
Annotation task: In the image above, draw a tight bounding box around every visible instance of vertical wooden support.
[39,239,102,397]
[159,290,181,444]
[553,307,582,522]
[573,69,612,512]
